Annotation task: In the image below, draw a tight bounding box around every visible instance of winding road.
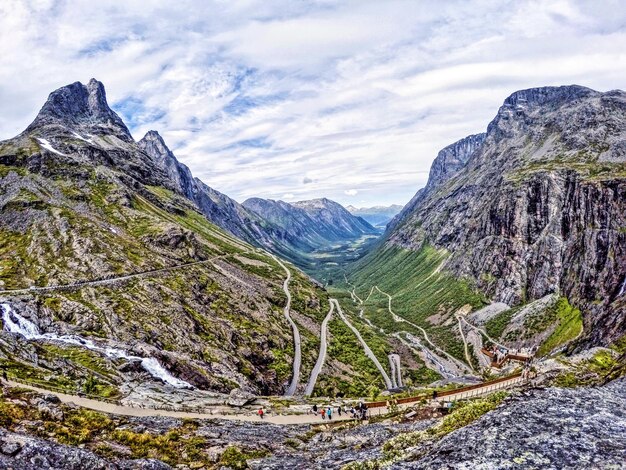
[304,302,335,396]
[457,315,507,350]
[332,299,393,390]
[270,255,301,397]
[373,286,474,376]
[0,254,233,296]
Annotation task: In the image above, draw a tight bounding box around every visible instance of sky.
[1,1,625,207]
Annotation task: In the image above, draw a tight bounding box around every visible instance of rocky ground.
[2,375,626,469]
[395,378,626,469]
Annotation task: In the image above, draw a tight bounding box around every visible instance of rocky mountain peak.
[26,78,132,140]
[425,133,486,191]
[138,130,174,162]
[501,85,597,109]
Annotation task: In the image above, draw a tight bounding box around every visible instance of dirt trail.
[0,254,231,296]
[2,375,524,425]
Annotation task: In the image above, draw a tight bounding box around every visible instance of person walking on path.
[312,404,318,415]
[257,408,264,419]
[321,408,326,420]
[337,406,342,417]
[327,407,332,420]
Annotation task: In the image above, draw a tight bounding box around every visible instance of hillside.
[0,79,393,400]
[347,85,626,363]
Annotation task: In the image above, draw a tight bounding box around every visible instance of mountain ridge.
[358,84,626,350]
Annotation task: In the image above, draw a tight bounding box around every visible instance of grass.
[537,297,583,356]
[484,307,518,341]
[343,245,485,365]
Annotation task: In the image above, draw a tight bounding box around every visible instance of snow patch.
[1,303,191,388]
[37,138,66,156]
[71,131,93,143]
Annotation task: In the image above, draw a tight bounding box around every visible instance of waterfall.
[1,303,191,388]
[619,278,626,297]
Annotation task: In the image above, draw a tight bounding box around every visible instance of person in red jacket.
[258,407,264,419]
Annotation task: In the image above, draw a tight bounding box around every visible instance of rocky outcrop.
[386,85,626,346]
[0,429,171,470]
[398,379,626,469]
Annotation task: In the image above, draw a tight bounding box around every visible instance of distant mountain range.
[345,204,403,228]
[243,197,379,251]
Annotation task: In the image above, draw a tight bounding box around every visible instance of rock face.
[400,379,626,469]
[0,429,171,470]
[26,78,133,142]
[243,197,379,252]
[385,85,626,346]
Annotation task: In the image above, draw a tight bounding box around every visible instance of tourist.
[321,408,326,420]
[258,407,264,419]
[337,405,342,417]
[327,407,332,420]
[312,404,318,415]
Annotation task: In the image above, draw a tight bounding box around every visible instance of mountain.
[136,129,281,248]
[243,197,380,250]
[346,204,403,228]
[347,85,626,355]
[0,79,378,399]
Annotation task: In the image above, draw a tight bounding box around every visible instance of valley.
[0,79,625,469]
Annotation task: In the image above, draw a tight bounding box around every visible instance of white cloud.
[1,0,625,207]
[344,189,358,196]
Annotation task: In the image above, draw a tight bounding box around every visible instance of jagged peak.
[140,129,165,142]
[138,130,175,161]
[25,78,132,140]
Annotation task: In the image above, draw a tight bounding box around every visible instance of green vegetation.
[537,297,583,356]
[343,245,485,364]
[484,307,518,340]
[553,333,626,388]
[219,446,269,469]
[507,158,626,184]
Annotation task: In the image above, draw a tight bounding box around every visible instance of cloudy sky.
[1,0,625,206]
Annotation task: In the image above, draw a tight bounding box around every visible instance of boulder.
[227,388,255,407]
